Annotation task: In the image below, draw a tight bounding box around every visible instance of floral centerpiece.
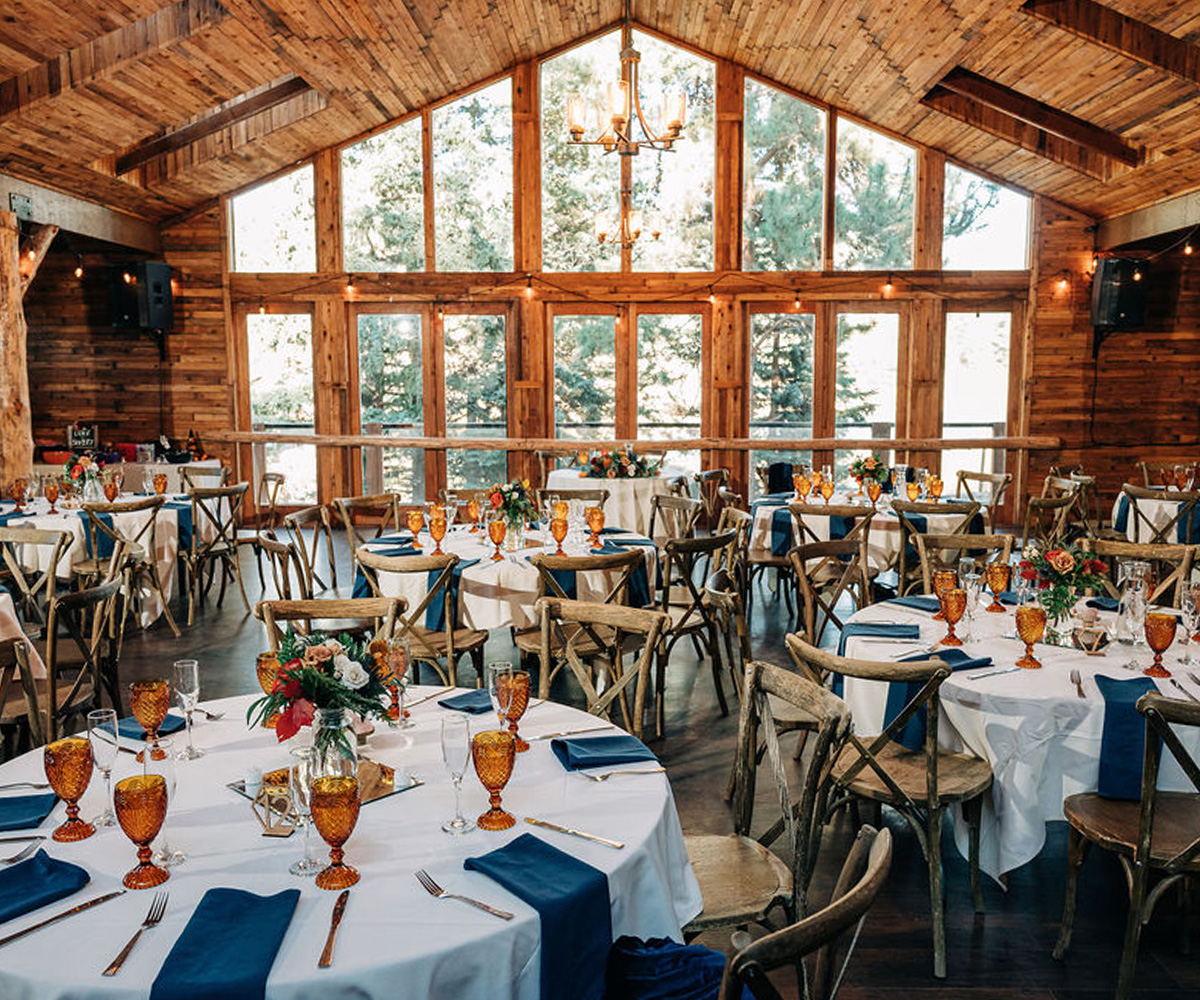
[247,630,394,761]
[64,453,105,501]
[848,454,888,494]
[488,479,538,530]
[583,447,662,479]
[1018,545,1108,638]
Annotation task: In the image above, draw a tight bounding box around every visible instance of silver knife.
[318,889,349,968]
[968,665,1021,680]
[531,725,613,741]
[0,834,46,845]
[0,890,125,949]
[404,687,455,709]
[524,816,625,849]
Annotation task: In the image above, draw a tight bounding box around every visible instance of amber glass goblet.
[429,515,447,555]
[488,518,506,562]
[496,669,531,753]
[552,500,570,521]
[467,497,481,533]
[1144,612,1178,678]
[472,730,516,830]
[819,480,835,504]
[939,588,966,646]
[585,506,605,546]
[114,774,169,889]
[44,479,59,514]
[103,480,119,502]
[43,738,95,842]
[129,679,171,758]
[931,569,957,621]
[793,473,806,499]
[796,476,811,502]
[152,473,168,496]
[1159,467,1174,488]
[929,476,944,501]
[866,480,882,508]
[10,478,26,511]
[809,469,823,490]
[1175,468,1189,492]
[311,774,361,890]
[406,510,424,550]
[550,516,569,556]
[984,562,1011,613]
[255,653,281,728]
[1015,605,1047,669]
[905,481,920,502]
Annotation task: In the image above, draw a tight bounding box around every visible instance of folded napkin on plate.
[438,689,494,714]
[606,936,753,1000]
[117,713,186,741]
[590,542,652,608]
[149,888,299,1000]
[884,648,993,752]
[886,595,941,613]
[0,850,89,925]
[0,511,34,528]
[598,526,627,535]
[465,833,611,1000]
[1095,675,1159,801]
[0,792,58,832]
[836,622,920,657]
[550,734,658,771]
[1086,596,1120,612]
[373,533,415,546]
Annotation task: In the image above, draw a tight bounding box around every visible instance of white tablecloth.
[545,469,682,539]
[1109,491,1195,543]
[364,524,658,631]
[0,690,701,1000]
[840,600,1200,880]
[0,592,47,679]
[32,460,223,496]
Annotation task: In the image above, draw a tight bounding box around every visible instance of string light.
[1185,242,1194,256]
[346,273,356,295]
[258,298,266,315]
[26,249,35,261]
[524,275,534,298]
[793,292,801,311]
[1056,270,1070,292]
[122,271,134,285]
[1132,267,1143,282]
[707,285,716,304]
[73,254,84,279]
[882,273,894,297]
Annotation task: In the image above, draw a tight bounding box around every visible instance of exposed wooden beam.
[0,173,160,251]
[115,76,313,175]
[1022,0,1200,86]
[935,67,1143,168]
[0,0,229,124]
[1097,187,1200,249]
[18,224,59,299]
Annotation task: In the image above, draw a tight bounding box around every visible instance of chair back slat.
[789,538,871,645]
[283,505,339,593]
[914,532,1014,594]
[0,526,73,626]
[256,597,404,649]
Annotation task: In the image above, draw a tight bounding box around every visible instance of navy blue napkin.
[1087,596,1120,612]
[606,936,753,1000]
[438,689,494,714]
[997,590,1020,605]
[117,713,186,741]
[465,833,611,1000]
[598,527,627,535]
[0,793,58,832]
[0,510,33,527]
[78,510,116,559]
[0,850,89,925]
[149,888,299,1000]
[766,463,793,495]
[887,595,941,613]
[836,622,920,656]
[883,648,993,752]
[351,545,421,598]
[550,734,658,770]
[902,512,928,564]
[373,532,415,545]
[1177,502,1200,543]
[1095,675,1159,801]
[592,542,652,608]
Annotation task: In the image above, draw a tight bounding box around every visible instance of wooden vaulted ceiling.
[2,0,1200,227]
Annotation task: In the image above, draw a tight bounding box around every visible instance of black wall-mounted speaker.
[109,262,173,331]
[1090,258,1147,330]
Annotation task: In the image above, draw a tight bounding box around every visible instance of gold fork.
[413,869,513,920]
[102,892,168,976]
[580,767,666,782]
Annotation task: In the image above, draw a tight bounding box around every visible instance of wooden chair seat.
[1,675,93,725]
[514,621,614,656]
[832,741,994,804]
[73,541,146,577]
[682,833,794,933]
[1063,792,1200,866]
[407,625,488,655]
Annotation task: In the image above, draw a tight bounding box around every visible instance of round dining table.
[0,689,701,999]
[544,468,683,540]
[839,599,1200,881]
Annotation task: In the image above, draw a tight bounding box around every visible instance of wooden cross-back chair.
[284,505,339,593]
[354,549,487,688]
[333,493,402,576]
[1138,459,1196,488]
[0,525,72,629]
[79,495,180,637]
[664,474,692,499]
[257,531,311,601]
[1120,483,1200,546]
[789,538,873,647]
[682,657,852,943]
[256,596,405,651]
[954,470,1011,524]
[913,533,1015,595]
[785,634,993,979]
[890,499,981,597]
[1053,693,1200,1000]
[1041,474,1081,500]
[535,597,667,739]
[1021,492,1078,549]
[181,483,251,627]
[712,506,752,596]
[180,464,229,490]
[533,487,610,511]
[1064,471,1109,539]
[717,825,893,1000]
[0,636,42,755]
[648,494,702,545]
[238,472,287,589]
[1079,538,1196,609]
[717,485,743,509]
[694,468,730,532]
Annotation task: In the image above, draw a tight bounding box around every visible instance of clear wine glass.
[441,715,474,835]
[1181,585,1200,667]
[148,738,185,867]
[289,746,323,876]
[172,659,203,760]
[86,708,119,827]
[486,661,513,727]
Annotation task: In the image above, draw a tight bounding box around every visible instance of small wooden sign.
[67,425,98,451]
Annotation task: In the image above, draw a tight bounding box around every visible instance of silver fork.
[413,869,514,920]
[1069,669,1086,699]
[102,892,168,976]
[0,841,41,865]
[1170,679,1200,704]
[1190,672,1200,688]
[580,767,666,782]
[196,707,225,721]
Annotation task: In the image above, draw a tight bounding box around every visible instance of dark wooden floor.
[101,545,1200,998]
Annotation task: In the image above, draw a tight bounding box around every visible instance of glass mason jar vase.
[312,708,358,778]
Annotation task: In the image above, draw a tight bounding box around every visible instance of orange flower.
[1047,551,1076,574]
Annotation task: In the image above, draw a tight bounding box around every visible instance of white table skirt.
[366,525,658,631]
[544,469,681,540]
[1109,491,1193,543]
[0,690,701,1000]
[841,601,1200,881]
[0,592,47,679]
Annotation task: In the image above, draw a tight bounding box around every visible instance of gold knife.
[531,725,613,741]
[318,889,349,968]
[524,817,624,849]
[0,890,126,949]
[403,687,455,709]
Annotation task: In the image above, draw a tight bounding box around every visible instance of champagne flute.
[486,661,513,728]
[440,716,475,835]
[86,708,119,827]
[288,747,322,877]
[172,659,203,760]
[149,739,184,867]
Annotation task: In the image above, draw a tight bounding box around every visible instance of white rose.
[324,639,345,656]
[332,653,355,678]
[339,661,370,690]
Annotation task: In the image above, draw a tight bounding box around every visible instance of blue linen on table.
[149,887,299,1000]
[1095,675,1159,801]
[77,510,116,559]
[163,501,194,552]
[883,647,992,752]
[0,850,89,926]
[1086,596,1120,612]
[464,833,611,1000]
[590,541,652,608]
[1113,493,1199,542]
[606,936,753,1000]
[353,545,476,628]
[0,792,58,832]
[0,510,34,527]
[886,595,941,613]
[116,713,186,741]
[438,689,494,714]
[549,733,658,770]
[836,622,920,657]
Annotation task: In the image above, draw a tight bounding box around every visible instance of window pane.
[433,79,513,271]
[540,32,622,272]
[342,117,424,272]
[444,313,508,487]
[246,313,315,502]
[231,166,316,272]
[631,31,714,271]
[943,312,1011,478]
[637,313,702,473]
[836,313,899,479]
[554,315,616,440]
[743,79,825,270]
[943,165,1031,270]
[834,120,914,270]
[357,313,424,500]
[749,312,814,498]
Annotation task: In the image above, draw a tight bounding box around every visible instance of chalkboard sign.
[67,424,98,451]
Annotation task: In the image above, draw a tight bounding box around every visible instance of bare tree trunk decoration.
[0,211,58,485]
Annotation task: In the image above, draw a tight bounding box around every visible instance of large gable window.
[943,164,1031,270]
[230,165,316,273]
[342,116,425,272]
[834,120,914,270]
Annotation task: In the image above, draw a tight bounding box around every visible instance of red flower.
[489,492,503,509]
[1038,579,1050,589]
[1020,568,1038,581]
[275,697,314,742]
[1018,560,1032,569]
[70,464,82,479]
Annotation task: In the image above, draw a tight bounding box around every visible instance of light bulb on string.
[882,273,894,297]
[258,299,266,315]
[793,293,801,311]
[707,285,716,305]
[346,273,356,296]
[73,255,84,279]
[1056,270,1070,293]
[1132,267,1143,282]
[524,275,534,298]
[1185,243,1194,256]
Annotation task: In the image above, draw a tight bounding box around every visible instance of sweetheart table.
[0,689,701,999]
